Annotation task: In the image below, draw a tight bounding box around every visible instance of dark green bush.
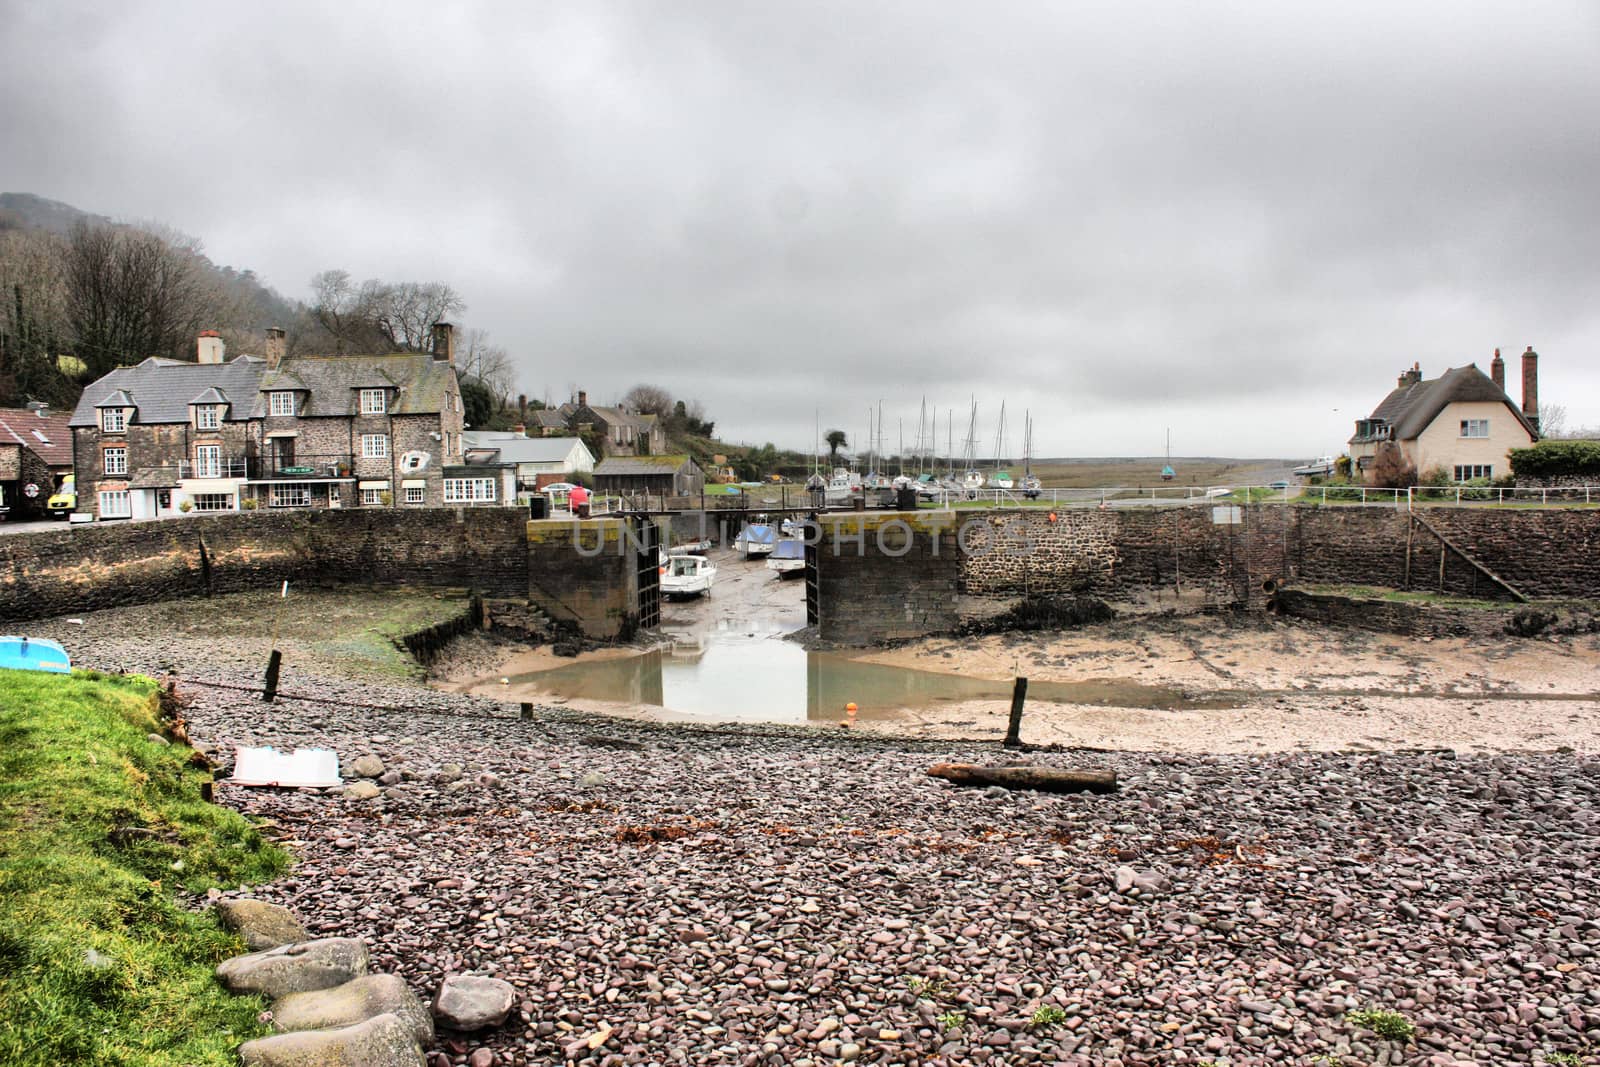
[1509,440,1600,480]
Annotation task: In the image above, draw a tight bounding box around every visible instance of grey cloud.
[2,0,1597,456]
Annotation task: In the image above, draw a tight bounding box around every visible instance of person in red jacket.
[568,482,590,518]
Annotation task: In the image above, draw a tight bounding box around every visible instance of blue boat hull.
[0,636,72,674]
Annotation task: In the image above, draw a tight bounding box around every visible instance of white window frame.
[404,485,425,504]
[190,493,234,512]
[442,477,496,503]
[360,487,384,506]
[269,483,312,508]
[196,405,220,431]
[1453,464,1493,482]
[101,408,126,433]
[103,447,127,476]
[1460,419,1489,438]
[194,444,222,479]
[98,489,131,518]
[361,433,389,459]
[269,392,296,417]
[360,388,387,415]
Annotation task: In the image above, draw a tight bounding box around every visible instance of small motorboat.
[669,538,712,555]
[661,555,717,598]
[986,469,1015,490]
[1291,455,1336,477]
[766,539,806,577]
[0,635,72,674]
[1020,475,1043,499]
[734,523,777,557]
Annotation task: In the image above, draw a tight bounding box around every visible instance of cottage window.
[103,447,128,476]
[270,484,312,508]
[190,493,234,512]
[1453,464,1493,482]
[196,405,221,431]
[360,487,384,506]
[98,489,131,518]
[404,485,425,504]
[1460,419,1489,438]
[101,409,126,433]
[360,389,387,415]
[193,444,222,478]
[361,434,389,459]
[269,392,296,417]
[442,477,496,503]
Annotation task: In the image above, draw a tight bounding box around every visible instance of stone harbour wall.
[817,505,1600,643]
[0,510,637,639]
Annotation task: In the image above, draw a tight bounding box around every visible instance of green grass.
[1347,1007,1416,1042]
[0,669,290,1066]
[1302,584,1508,610]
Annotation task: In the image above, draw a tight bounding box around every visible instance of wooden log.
[927,763,1118,794]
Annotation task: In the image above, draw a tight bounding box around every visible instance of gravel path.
[32,599,1600,1065]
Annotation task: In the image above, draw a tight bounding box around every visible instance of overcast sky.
[4,0,1598,459]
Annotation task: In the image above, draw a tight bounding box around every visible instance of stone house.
[528,409,570,436]
[248,323,470,509]
[565,390,666,456]
[69,332,266,519]
[1348,350,1540,483]
[591,454,705,497]
[0,404,74,519]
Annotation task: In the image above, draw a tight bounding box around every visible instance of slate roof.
[593,455,697,476]
[461,431,594,465]
[0,407,75,467]
[1352,364,1535,445]
[128,466,180,489]
[190,386,229,405]
[529,409,568,429]
[253,353,457,418]
[70,356,267,427]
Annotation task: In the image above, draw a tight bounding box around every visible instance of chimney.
[1397,362,1422,388]
[1490,347,1505,391]
[578,390,588,408]
[517,393,528,416]
[1522,346,1539,434]
[265,327,286,370]
[196,330,225,364]
[511,424,527,436]
[431,322,455,364]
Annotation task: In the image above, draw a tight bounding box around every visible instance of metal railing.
[250,454,356,480]
[176,457,248,479]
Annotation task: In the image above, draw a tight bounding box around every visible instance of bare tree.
[64,221,215,374]
[455,327,515,404]
[1538,402,1567,439]
[1368,441,1417,489]
[623,383,673,418]
[310,271,466,353]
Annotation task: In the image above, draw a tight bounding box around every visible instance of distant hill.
[0,192,111,235]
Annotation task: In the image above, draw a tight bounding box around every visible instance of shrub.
[1348,1008,1416,1042]
[240,498,259,510]
[1509,439,1600,481]
[1369,442,1417,490]
[177,500,193,512]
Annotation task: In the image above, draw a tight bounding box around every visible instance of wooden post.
[261,649,282,702]
[1003,677,1028,748]
[520,702,533,721]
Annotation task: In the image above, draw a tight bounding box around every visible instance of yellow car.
[45,475,76,519]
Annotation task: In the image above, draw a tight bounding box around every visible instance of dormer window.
[269,392,296,417]
[101,409,126,433]
[196,405,221,431]
[360,388,387,415]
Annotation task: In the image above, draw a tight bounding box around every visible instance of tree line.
[0,215,520,419]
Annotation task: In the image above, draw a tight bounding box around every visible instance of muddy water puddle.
[500,625,1239,725]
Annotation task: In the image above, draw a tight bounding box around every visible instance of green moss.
[0,670,290,1067]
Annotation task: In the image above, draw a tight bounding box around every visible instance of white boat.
[1291,455,1335,477]
[766,539,806,577]
[735,523,777,557]
[962,469,986,492]
[661,555,717,597]
[986,469,1015,490]
[823,467,858,507]
[1020,411,1042,498]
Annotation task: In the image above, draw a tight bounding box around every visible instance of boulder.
[350,755,386,779]
[238,1011,424,1067]
[344,781,381,800]
[216,899,310,951]
[273,974,434,1045]
[217,938,369,999]
[433,974,516,1031]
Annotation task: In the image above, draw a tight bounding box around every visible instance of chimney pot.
[1522,346,1539,433]
[264,327,286,370]
[196,332,226,364]
[1490,347,1505,391]
[431,322,455,364]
